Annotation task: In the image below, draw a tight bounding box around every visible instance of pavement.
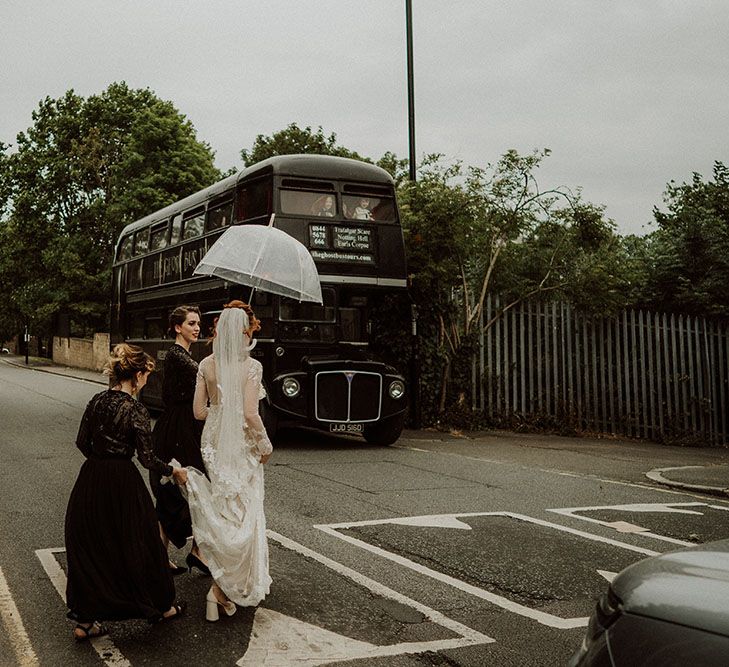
[3,353,729,499]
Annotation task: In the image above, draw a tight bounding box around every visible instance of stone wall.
[53,333,110,371]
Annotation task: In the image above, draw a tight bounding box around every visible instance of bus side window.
[118,235,133,261]
[237,179,271,221]
[170,215,183,244]
[134,228,150,255]
[182,212,205,240]
[207,201,233,231]
[128,313,145,339]
[200,310,221,340]
[149,222,169,250]
[127,260,142,290]
[145,317,164,340]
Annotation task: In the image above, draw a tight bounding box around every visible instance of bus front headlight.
[388,380,405,399]
[282,377,300,398]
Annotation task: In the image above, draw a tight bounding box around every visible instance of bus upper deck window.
[118,236,133,261]
[207,201,233,231]
[170,215,183,244]
[134,228,150,255]
[342,195,395,221]
[149,223,169,251]
[182,213,204,240]
[280,190,337,217]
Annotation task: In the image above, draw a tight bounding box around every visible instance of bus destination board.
[333,226,371,251]
[308,224,375,264]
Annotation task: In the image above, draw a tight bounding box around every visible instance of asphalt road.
[2,358,729,666]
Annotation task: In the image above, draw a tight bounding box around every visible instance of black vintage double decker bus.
[111,155,408,445]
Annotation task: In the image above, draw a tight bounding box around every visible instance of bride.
[185,300,273,620]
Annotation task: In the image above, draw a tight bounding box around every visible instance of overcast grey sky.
[2,1,727,235]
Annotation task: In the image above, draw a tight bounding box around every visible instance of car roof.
[612,538,729,637]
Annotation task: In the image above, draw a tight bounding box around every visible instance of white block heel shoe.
[206,586,236,622]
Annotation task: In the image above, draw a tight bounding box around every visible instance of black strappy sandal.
[152,600,187,624]
[73,622,108,642]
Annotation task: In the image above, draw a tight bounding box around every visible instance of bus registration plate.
[329,423,363,434]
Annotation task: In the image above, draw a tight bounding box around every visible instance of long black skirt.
[65,457,175,623]
[151,406,204,549]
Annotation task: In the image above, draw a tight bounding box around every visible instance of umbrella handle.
[246,214,274,303]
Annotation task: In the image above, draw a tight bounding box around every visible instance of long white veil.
[211,307,257,489]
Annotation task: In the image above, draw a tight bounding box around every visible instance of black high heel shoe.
[186,552,211,575]
[168,562,187,576]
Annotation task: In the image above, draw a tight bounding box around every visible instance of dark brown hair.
[104,343,155,387]
[168,305,201,336]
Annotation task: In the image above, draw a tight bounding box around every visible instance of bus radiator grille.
[315,371,381,422]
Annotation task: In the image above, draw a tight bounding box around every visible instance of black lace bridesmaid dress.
[65,390,176,623]
[150,344,205,548]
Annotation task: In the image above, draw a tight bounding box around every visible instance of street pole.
[406,0,421,428]
[406,0,416,182]
[24,323,29,365]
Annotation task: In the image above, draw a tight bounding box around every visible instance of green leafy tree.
[398,151,631,419]
[375,151,410,187]
[241,123,367,166]
[0,83,220,342]
[499,203,633,317]
[240,121,410,181]
[640,162,729,317]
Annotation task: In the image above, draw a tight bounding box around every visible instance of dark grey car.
[570,538,729,666]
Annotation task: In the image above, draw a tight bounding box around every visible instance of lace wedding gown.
[184,351,273,607]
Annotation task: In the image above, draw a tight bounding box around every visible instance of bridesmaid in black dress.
[65,344,188,641]
[151,305,209,574]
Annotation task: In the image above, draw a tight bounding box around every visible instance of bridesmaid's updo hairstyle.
[168,305,201,336]
[104,343,155,388]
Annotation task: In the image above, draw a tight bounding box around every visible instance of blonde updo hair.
[104,343,155,388]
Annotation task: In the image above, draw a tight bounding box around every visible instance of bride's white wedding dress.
[184,312,273,607]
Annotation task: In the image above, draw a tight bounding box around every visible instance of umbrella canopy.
[194,224,323,304]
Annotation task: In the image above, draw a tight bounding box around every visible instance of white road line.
[322,511,659,556]
[0,565,39,666]
[548,502,713,547]
[38,537,492,667]
[35,549,131,667]
[259,530,493,665]
[317,511,657,629]
[315,523,585,630]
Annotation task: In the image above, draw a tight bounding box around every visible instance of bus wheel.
[363,414,404,446]
[261,400,279,443]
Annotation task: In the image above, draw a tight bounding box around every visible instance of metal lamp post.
[406,0,416,182]
[406,0,422,428]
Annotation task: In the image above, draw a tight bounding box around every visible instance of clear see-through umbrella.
[194,215,323,304]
